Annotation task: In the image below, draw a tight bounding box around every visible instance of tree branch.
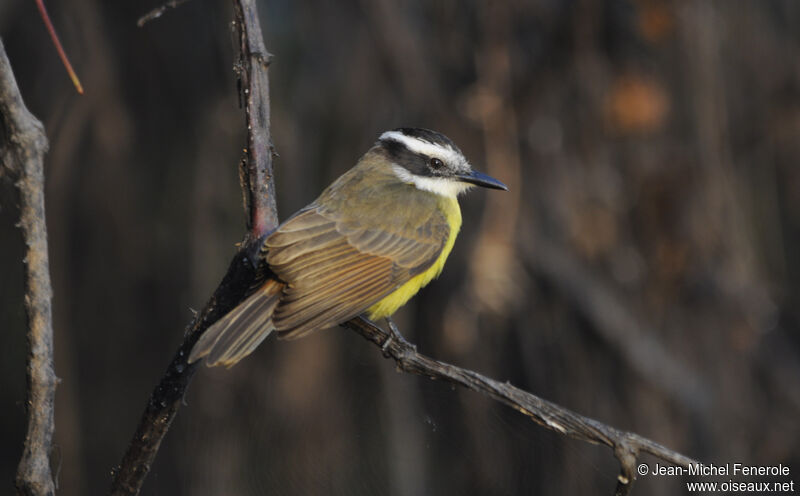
[0,40,57,496]
[108,0,276,494]
[232,0,278,239]
[343,316,700,496]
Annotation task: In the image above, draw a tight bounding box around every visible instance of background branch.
[108,0,276,494]
[528,235,711,412]
[0,40,56,496]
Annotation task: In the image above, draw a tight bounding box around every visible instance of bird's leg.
[382,316,414,353]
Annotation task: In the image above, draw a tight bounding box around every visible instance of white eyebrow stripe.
[380,130,464,166]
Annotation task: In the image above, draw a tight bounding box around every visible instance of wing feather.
[274,243,354,279]
[278,275,397,340]
[267,229,343,265]
[275,260,392,326]
[189,279,283,367]
[265,202,448,339]
[280,259,389,304]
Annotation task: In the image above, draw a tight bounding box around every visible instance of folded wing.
[189,193,449,366]
[267,205,447,339]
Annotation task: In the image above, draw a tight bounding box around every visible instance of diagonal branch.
[108,0,276,494]
[343,316,700,496]
[0,40,57,496]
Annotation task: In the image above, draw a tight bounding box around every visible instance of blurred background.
[2,0,800,494]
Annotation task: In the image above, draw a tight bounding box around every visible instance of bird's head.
[376,128,508,198]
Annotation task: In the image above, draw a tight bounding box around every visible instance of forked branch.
[109,0,276,494]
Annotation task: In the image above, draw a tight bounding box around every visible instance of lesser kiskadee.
[189,127,507,367]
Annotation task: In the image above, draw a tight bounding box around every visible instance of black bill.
[456,170,509,191]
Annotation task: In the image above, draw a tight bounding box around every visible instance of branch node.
[613,438,639,496]
[255,52,273,67]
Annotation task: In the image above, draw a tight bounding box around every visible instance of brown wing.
[266,205,448,339]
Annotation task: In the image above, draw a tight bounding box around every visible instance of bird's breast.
[367,195,462,319]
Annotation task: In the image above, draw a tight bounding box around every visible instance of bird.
[189,127,507,367]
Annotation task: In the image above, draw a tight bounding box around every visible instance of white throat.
[392,165,472,198]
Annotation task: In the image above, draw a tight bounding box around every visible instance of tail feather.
[188,279,283,367]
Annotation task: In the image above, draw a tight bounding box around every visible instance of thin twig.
[0,40,57,496]
[108,0,276,494]
[137,0,192,27]
[343,316,700,495]
[34,0,83,94]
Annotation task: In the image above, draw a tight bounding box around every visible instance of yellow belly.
[366,196,462,319]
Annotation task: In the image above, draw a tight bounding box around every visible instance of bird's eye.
[430,157,444,169]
